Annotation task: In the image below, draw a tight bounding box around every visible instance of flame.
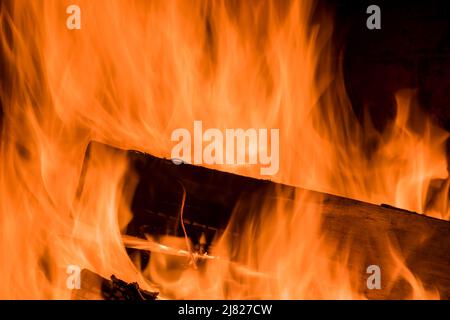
[0,0,447,299]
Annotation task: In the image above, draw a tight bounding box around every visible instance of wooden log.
[71,269,104,300]
[311,196,450,299]
[80,142,450,299]
[71,269,158,300]
[124,147,450,299]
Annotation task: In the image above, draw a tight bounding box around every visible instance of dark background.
[326,0,450,132]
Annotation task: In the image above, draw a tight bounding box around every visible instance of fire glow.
[0,0,448,299]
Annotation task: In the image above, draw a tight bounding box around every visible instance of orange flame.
[0,0,447,299]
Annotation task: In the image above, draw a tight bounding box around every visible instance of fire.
[0,0,447,299]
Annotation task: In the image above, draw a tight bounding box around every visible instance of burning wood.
[123,147,450,300]
[1,0,450,301]
[69,144,450,300]
[72,269,158,300]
